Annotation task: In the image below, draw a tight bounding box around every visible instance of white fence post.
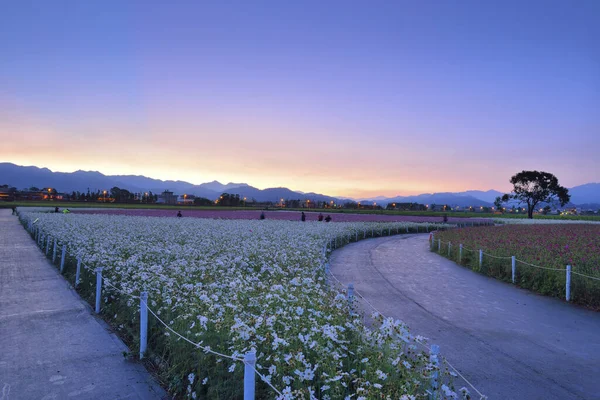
[75,257,81,286]
[406,226,409,233]
[46,236,51,256]
[140,291,148,359]
[60,245,67,273]
[511,256,516,284]
[429,344,440,399]
[459,244,463,263]
[566,265,571,302]
[355,231,358,241]
[244,350,256,400]
[447,242,451,256]
[324,263,330,286]
[437,239,441,251]
[479,250,483,269]
[52,239,58,263]
[95,267,103,313]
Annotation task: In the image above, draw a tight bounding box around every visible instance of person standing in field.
[301,212,306,222]
[318,213,323,221]
[325,215,332,222]
[11,206,17,215]
[177,211,182,217]
[260,211,265,220]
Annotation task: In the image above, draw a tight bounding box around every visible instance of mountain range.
[1,162,599,208]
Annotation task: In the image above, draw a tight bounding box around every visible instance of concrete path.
[330,234,600,400]
[0,209,167,400]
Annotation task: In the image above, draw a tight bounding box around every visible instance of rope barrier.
[432,239,587,275]
[144,300,283,396]
[482,253,512,260]
[329,271,487,399]
[354,288,385,317]
[102,276,140,299]
[571,271,600,281]
[76,257,284,398]
[443,358,488,400]
[515,260,567,271]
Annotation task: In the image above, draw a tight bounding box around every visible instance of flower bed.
[72,208,492,224]
[432,225,600,309]
[20,212,469,399]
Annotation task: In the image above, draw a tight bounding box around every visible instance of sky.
[1,1,599,198]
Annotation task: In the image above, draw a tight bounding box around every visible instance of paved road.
[0,209,167,400]
[330,234,600,400]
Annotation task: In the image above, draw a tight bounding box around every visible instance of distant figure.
[301,212,306,222]
[318,213,323,222]
[62,209,70,214]
[11,206,17,215]
[55,207,59,213]
[325,215,332,222]
[177,211,182,218]
[443,214,448,223]
[260,211,265,220]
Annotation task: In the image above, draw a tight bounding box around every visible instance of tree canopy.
[501,170,570,219]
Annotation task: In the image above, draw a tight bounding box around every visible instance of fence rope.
[443,358,488,400]
[354,288,385,317]
[434,240,583,274]
[144,303,243,361]
[73,255,283,398]
[571,271,600,281]
[515,260,567,271]
[481,252,512,260]
[144,301,283,396]
[328,270,487,399]
[102,276,140,299]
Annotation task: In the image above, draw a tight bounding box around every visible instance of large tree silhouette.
[501,171,570,219]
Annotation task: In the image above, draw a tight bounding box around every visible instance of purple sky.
[1,1,598,197]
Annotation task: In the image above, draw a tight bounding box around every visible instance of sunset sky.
[1,1,598,198]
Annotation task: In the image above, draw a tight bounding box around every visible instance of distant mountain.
[2,162,598,207]
[364,193,494,208]
[568,183,600,205]
[197,180,247,193]
[456,190,504,204]
[0,163,338,203]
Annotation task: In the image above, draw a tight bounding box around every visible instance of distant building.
[177,194,195,205]
[157,190,178,205]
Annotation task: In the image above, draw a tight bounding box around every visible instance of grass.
[432,225,600,309]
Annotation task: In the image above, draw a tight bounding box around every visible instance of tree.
[542,205,552,215]
[501,171,570,219]
[494,196,504,212]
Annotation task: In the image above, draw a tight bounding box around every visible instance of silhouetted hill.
[2,163,598,207]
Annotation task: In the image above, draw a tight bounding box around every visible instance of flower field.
[19,211,470,399]
[493,218,600,225]
[432,225,600,309]
[73,208,492,224]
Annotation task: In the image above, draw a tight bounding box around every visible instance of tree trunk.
[528,208,534,219]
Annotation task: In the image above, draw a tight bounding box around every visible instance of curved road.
[330,234,600,400]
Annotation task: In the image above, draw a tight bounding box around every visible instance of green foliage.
[501,170,570,219]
